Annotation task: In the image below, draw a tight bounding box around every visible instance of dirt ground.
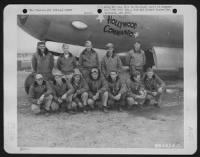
[17,71,184,148]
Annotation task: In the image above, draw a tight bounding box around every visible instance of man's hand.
[139,90,146,98]
[158,87,163,93]
[61,94,67,100]
[93,92,99,100]
[114,93,121,101]
[152,92,157,96]
[37,99,42,105]
[76,90,81,95]
[58,98,63,103]
[38,94,45,103]
[37,95,44,105]
[73,93,77,99]
[40,94,45,99]
[152,65,156,69]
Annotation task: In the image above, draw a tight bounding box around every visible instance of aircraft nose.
[17,15,29,26]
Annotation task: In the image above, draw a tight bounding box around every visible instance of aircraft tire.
[24,73,36,95]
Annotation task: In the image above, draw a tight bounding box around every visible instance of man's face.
[134,75,141,82]
[107,47,114,54]
[55,76,63,84]
[91,72,98,80]
[110,72,117,80]
[36,78,43,85]
[85,43,92,51]
[38,44,46,52]
[134,42,141,51]
[74,75,81,82]
[62,44,69,54]
[147,71,154,78]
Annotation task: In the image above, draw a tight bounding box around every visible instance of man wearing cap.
[107,71,126,111]
[79,40,100,79]
[50,74,75,113]
[126,41,146,76]
[126,71,147,108]
[101,43,122,79]
[70,69,89,113]
[57,44,78,80]
[86,67,109,113]
[143,67,165,107]
[32,41,54,81]
[28,74,54,114]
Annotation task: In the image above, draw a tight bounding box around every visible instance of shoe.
[127,105,132,110]
[83,108,87,114]
[143,99,150,106]
[137,104,143,109]
[38,109,45,114]
[119,107,123,112]
[45,112,50,116]
[103,107,109,113]
[89,104,95,110]
[68,110,76,114]
[60,107,66,112]
[78,102,83,108]
[154,103,160,108]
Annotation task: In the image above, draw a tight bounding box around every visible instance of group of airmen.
[28,40,165,115]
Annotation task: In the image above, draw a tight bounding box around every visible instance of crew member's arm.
[151,47,157,68]
[141,50,146,66]
[98,78,108,93]
[113,81,127,100]
[119,80,127,94]
[76,79,89,95]
[56,57,62,71]
[126,50,131,64]
[107,83,115,98]
[137,85,147,98]
[44,81,53,96]
[49,54,55,71]
[31,54,37,73]
[100,57,107,77]
[155,74,165,88]
[65,80,75,96]
[143,79,156,95]
[28,85,37,104]
[96,53,100,69]
[73,55,79,69]
[79,53,84,73]
[108,92,115,99]
[53,92,60,102]
[117,55,122,74]
[128,50,136,72]
[126,80,137,98]
[146,89,155,95]
[52,88,60,102]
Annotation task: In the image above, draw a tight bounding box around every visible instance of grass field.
[17,71,184,148]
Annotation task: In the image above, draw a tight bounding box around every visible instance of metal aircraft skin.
[17,15,183,71]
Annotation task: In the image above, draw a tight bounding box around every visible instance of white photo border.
[3,4,197,154]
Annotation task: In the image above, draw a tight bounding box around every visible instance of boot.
[103,106,109,113]
[154,103,160,108]
[119,106,123,112]
[83,107,88,114]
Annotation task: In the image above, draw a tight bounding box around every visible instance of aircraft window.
[72,21,88,30]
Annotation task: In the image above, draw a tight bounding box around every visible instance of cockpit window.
[71,21,88,30]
